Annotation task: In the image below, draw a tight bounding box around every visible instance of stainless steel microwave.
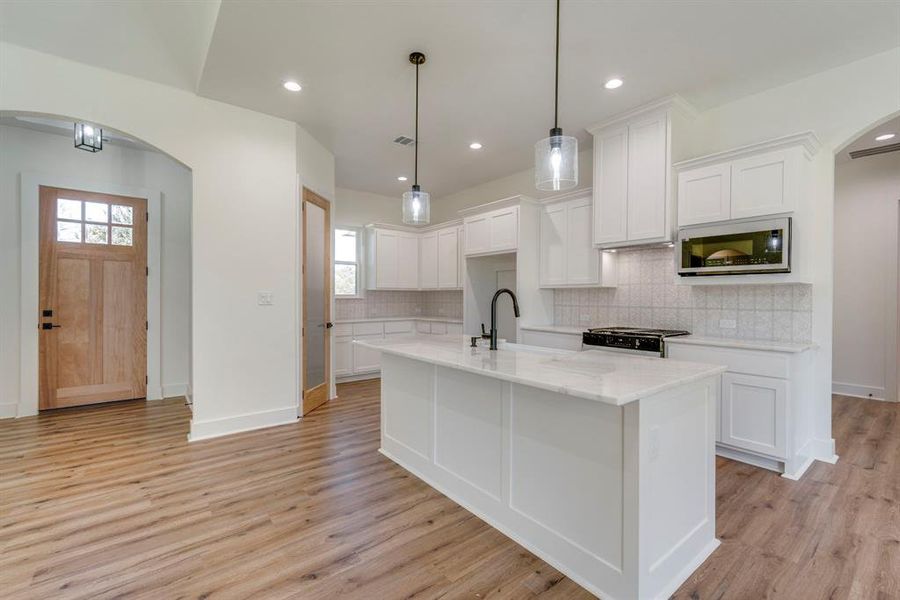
[677,217,791,276]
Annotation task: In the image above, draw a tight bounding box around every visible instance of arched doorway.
[0,111,194,417]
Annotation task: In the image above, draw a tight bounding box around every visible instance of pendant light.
[535,0,577,191]
[402,51,431,225]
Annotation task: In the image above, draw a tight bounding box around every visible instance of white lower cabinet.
[336,320,464,381]
[667,339,816,479]
[721,373,787,459]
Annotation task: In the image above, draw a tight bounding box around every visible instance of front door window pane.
[57,221,82,242]
[111,226,133,246]
[85,202,109,223]
[85,224,109,244]
[57,199,81,220]
[111,205,133,225]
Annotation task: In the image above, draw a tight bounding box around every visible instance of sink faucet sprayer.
[490,288,520,350]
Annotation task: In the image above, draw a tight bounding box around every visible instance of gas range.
[581,327,690,357]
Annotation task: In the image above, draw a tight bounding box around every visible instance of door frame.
[300,187,332,416]
[18,172,162,417]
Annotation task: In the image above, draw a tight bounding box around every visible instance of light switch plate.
[257,291,274,306]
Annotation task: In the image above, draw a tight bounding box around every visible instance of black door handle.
[41,323,62,330]
[325,322,334,329]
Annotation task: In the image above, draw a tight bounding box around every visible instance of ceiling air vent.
[849,142,900,159]
[393,135,416,146]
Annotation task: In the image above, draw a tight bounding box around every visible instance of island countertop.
[354,335,725,406]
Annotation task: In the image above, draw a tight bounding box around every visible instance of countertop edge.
[354,339,726,406]
[335,317,463,324]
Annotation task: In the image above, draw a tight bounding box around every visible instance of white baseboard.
[336,372,380,384]
[147,386,163,401]
[0,403,18,419]
[833,382,886,401]
[188,406,298,442]
[162,383,189,398]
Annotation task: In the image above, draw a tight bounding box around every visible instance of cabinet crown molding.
[365,219,462,233]
[586,94,697,134]
[673,131,822,171]
[536,187,593,206]
[456,194,536,217]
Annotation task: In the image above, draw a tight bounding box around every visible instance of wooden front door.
[301,188,332,416]
[39,186,147,409]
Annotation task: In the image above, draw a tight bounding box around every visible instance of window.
[56,199,134,246]
[334,227,361,297]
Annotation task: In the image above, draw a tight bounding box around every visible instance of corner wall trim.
[188,406,298,442]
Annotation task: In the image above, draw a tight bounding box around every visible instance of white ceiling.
[2,1,899,197]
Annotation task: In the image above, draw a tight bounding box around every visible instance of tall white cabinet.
[588,96,695,248]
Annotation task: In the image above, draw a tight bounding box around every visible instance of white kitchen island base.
[376,349,722,600]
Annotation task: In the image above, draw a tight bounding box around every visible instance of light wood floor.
[1,383,897,599]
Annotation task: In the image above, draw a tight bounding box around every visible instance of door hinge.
[146,267,149,276]
[146,320,148,331]
[146,212,149,222]
[145,375,148,384]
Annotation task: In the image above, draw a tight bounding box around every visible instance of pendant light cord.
[554,0,560,130]
[414,60,420,187]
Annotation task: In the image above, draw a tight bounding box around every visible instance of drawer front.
[721,373,787,459]
[666,344,789,379]
[333,323,353,337]
[384,320,413,334]
[353,322,384,336]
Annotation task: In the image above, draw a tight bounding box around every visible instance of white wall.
[334,187,401,227]
[833,152,900,401]
[1,42,335,440]
[0,124,193,414]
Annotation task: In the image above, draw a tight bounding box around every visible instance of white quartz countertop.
[354,335,725,405]
[666,335,817,354]
[335,317,463,324]
[519,324,585,335]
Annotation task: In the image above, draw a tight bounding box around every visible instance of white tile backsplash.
[335,289,462,320]
[553,247,813,343]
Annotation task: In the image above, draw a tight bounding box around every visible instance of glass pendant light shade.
[535,127,577,191]
[402,185,431,225]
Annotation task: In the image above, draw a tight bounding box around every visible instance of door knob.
[325,322,334,329]
[41,323,61,330]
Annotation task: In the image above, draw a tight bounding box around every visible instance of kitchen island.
[354,336,725,600]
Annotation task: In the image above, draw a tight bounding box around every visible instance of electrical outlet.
[719,318,737,329]
[257,291,274,306]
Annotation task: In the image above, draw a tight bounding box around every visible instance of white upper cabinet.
[464,205,519,256]
[419,232,438,289]
[367,223,461,291]
[626,114,668,241]
[366,228,419,289]
[593,127,628,244]
[675,135,816,228]
[540,194,617,288]
[437,227,459,288]
[730,149,801,220]
[589,97,692,248]
[677,162,732,226]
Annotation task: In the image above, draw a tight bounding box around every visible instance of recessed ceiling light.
[397,176,408,181]
[604,78,623,90]
[469,142,483,150]
[875,133,896,141]
[282,80,302,92]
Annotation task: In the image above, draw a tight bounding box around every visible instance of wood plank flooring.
[1,383,898,599]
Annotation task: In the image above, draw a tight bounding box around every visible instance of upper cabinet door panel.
[677,163,732,226]
[593,127,628,245]
[489,207,518,251]
[626,115,667,241]
[464,215,490,255]
[730,149,799,220]
[437,228,459,288]
[376,231,399,288]
[540,204,566,287]
[397,234,419,288]
[566,199,598,285]
[419,232,438,290]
